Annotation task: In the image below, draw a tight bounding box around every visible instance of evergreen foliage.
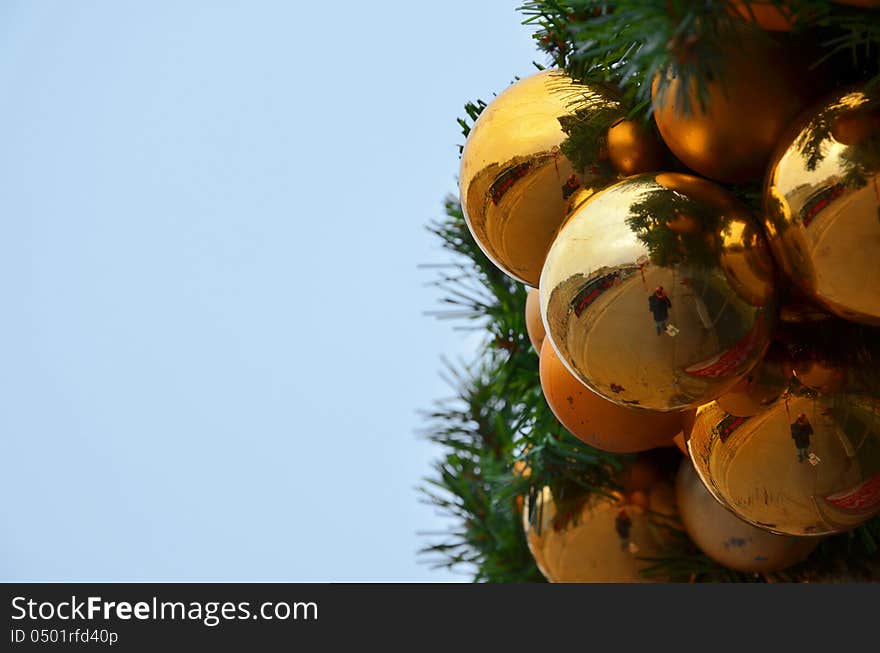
[420,0,880,582]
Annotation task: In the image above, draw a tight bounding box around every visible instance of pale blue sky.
[0,1,538,580]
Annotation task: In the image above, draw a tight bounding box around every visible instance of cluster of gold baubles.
[458,23,880,579]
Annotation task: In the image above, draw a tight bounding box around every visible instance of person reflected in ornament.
[561,173,581,200]
[615,507,632,550]
[791,413,814,463]
[648,286,672,335]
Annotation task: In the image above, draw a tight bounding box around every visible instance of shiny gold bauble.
[540,172,777,412]
[651,34,812,183]
[688,389,880,536]
[676,460,819,573]
[523,483,677,582]
[717,343,793,417]
[539,339,682,452]
[764,88,880,324]
[459,69,622,287]
[731,1,794,30]
[606,119,665,176]
[525,288,546,353]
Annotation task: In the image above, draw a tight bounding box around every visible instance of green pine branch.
[420,0,880,583]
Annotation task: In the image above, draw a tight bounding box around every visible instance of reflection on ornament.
[459,69,623,287]
[525,288,546,353]
[764,88,880,324]
[540,172,777,412]
[539,339,682,451]
[792,358,846,393]
[606,119,665,176]
[523,484,676,582]
[676,460,819,573]
[779,301,833,324]
[717,343,793,416]
[652,33,812,182]
[688,389,880,536]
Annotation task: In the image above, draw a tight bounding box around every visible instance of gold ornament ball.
[764,88,880,324]
[651,34,812,183]
[716,343,792,417]
[540,172,777,412]
[525,288,546,353]
[676,460,819,573]
[459,69,621,287]
[523,484,677,582]
[539,339,682,452]
[606,119,665,176]
[688,390,880,536]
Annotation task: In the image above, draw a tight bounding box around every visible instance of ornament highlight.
[539,339,682,452]
[676,460,819,573]
[764,88,880,324]
[459,69,622,287]
[540,172,777,411]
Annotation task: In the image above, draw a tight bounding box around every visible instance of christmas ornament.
[676,460,819,573]
[539,339,682,452]
[764,88,880,325]
[540,172,777,412]
[523,483,676,582]
[651,32,812,182]
[459,69,622,287]
[687,389,880,536]
[731,1,794,31]
[606,118,665,176]
[525,288,546,353]
[716,342,792,417]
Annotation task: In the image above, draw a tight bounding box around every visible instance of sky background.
[0,1,540,580]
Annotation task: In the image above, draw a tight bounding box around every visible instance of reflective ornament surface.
[606,119,665,176]
[539,339,682,452]
[688,390,880,536]
[523,483,676,582]
[717,343,792,417]
[525,288,546,353]
[764,88,880,324]
[540,172,777,412]
[651,33,812,183]
[459,70,623,287]
[676,460,819,573]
